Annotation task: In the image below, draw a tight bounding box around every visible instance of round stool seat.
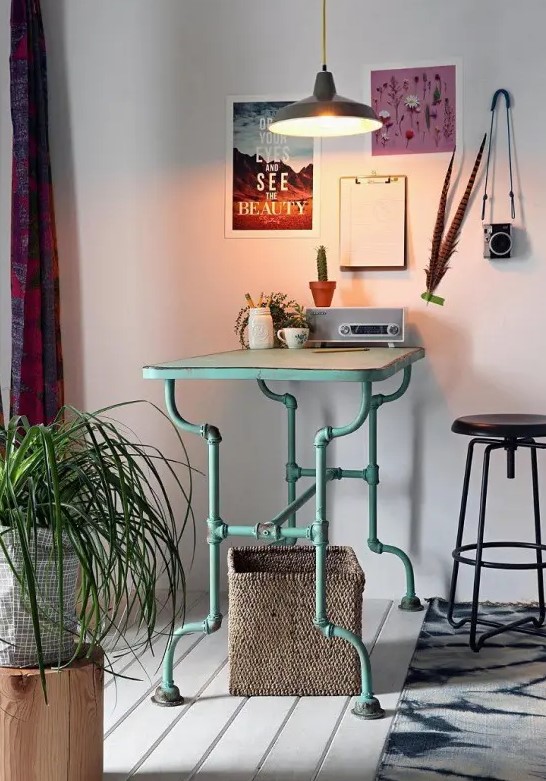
[452,414,546,439]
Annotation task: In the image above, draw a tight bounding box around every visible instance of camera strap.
[481,88,515,221]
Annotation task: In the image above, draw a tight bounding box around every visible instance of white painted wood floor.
[103,594,425,781]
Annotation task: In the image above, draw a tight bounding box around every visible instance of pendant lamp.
[269,0,381,138]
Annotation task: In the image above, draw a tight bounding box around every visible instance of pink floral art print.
[371,65,456,155]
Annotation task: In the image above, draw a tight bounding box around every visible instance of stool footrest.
[448,612,546,650]
[453,541,546,570]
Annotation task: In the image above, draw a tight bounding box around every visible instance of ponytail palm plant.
[0,401,194,699]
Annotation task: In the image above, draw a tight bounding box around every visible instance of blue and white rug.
[376,599,546,780]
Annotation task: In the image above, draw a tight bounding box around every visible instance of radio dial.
[339,324,351,336]
[387,324,400,336]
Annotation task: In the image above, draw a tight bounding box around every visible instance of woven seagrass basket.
[228,545,364,696]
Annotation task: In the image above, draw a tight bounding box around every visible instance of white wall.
[11,0,545,601]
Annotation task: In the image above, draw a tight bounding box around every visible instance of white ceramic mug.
[277,327,309,349]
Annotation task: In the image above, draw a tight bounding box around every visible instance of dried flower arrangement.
[422,134,487,306]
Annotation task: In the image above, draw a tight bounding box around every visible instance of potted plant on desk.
[0,402,193,779]
[277,303,311,348]
[234,292,308,347]
[309,245,336,307]
[283,303,310,329]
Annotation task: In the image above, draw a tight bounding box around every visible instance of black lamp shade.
[269,71,382,137]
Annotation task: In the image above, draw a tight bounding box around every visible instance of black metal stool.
[447,414,546,651]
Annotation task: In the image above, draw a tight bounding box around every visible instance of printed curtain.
[9,0,63,425]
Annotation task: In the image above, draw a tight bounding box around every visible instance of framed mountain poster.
[225,97,320,238]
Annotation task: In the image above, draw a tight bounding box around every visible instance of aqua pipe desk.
[143,346,425,720]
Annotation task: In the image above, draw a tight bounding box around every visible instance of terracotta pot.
[309,281,336,308]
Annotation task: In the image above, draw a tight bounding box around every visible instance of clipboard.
[339,175,407,270]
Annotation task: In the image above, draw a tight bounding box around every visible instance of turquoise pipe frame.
[367,368,423,612]
[154,368,421,716]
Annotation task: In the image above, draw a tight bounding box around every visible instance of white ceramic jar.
[248,307,274,349]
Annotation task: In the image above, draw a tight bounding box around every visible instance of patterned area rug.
[376,599,546,780]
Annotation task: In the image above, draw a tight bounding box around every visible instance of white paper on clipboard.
[339,176,406,269]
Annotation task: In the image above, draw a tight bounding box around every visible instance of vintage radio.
[306,307,405,346]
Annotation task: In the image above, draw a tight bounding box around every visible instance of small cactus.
[316,245,328,282]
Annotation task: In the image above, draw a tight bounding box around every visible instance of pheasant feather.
[427,150,455,291]
[422,133,487,305]
[439,134,487,266]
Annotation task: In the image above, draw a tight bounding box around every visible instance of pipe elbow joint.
[368,539,384,554]
[284,393,298,410]
[202,424,222,443]
[371,394,384,410]
[315,426,333,447]
[204,613,223,634]
[314,619,333,638]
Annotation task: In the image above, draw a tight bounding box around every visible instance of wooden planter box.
[228,546,364,696]
[0,652,103,781]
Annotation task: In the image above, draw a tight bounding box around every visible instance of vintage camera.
[483,223,512,259]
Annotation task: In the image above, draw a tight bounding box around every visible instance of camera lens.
[490,231,512,256]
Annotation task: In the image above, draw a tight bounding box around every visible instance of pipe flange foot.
[352,697,385,720]
[399,595,424,612]
[151,685,185,707]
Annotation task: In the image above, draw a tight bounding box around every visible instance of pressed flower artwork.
[371,64,456,155]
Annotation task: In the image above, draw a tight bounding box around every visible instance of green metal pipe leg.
[206,431,223,624]
[258,380,299,545]
[153,385,224,706]
[313,397,384,719]
[286,401,297,539]
[313,532,383,716]
[152,620,207,706]
[367,387,423,612]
